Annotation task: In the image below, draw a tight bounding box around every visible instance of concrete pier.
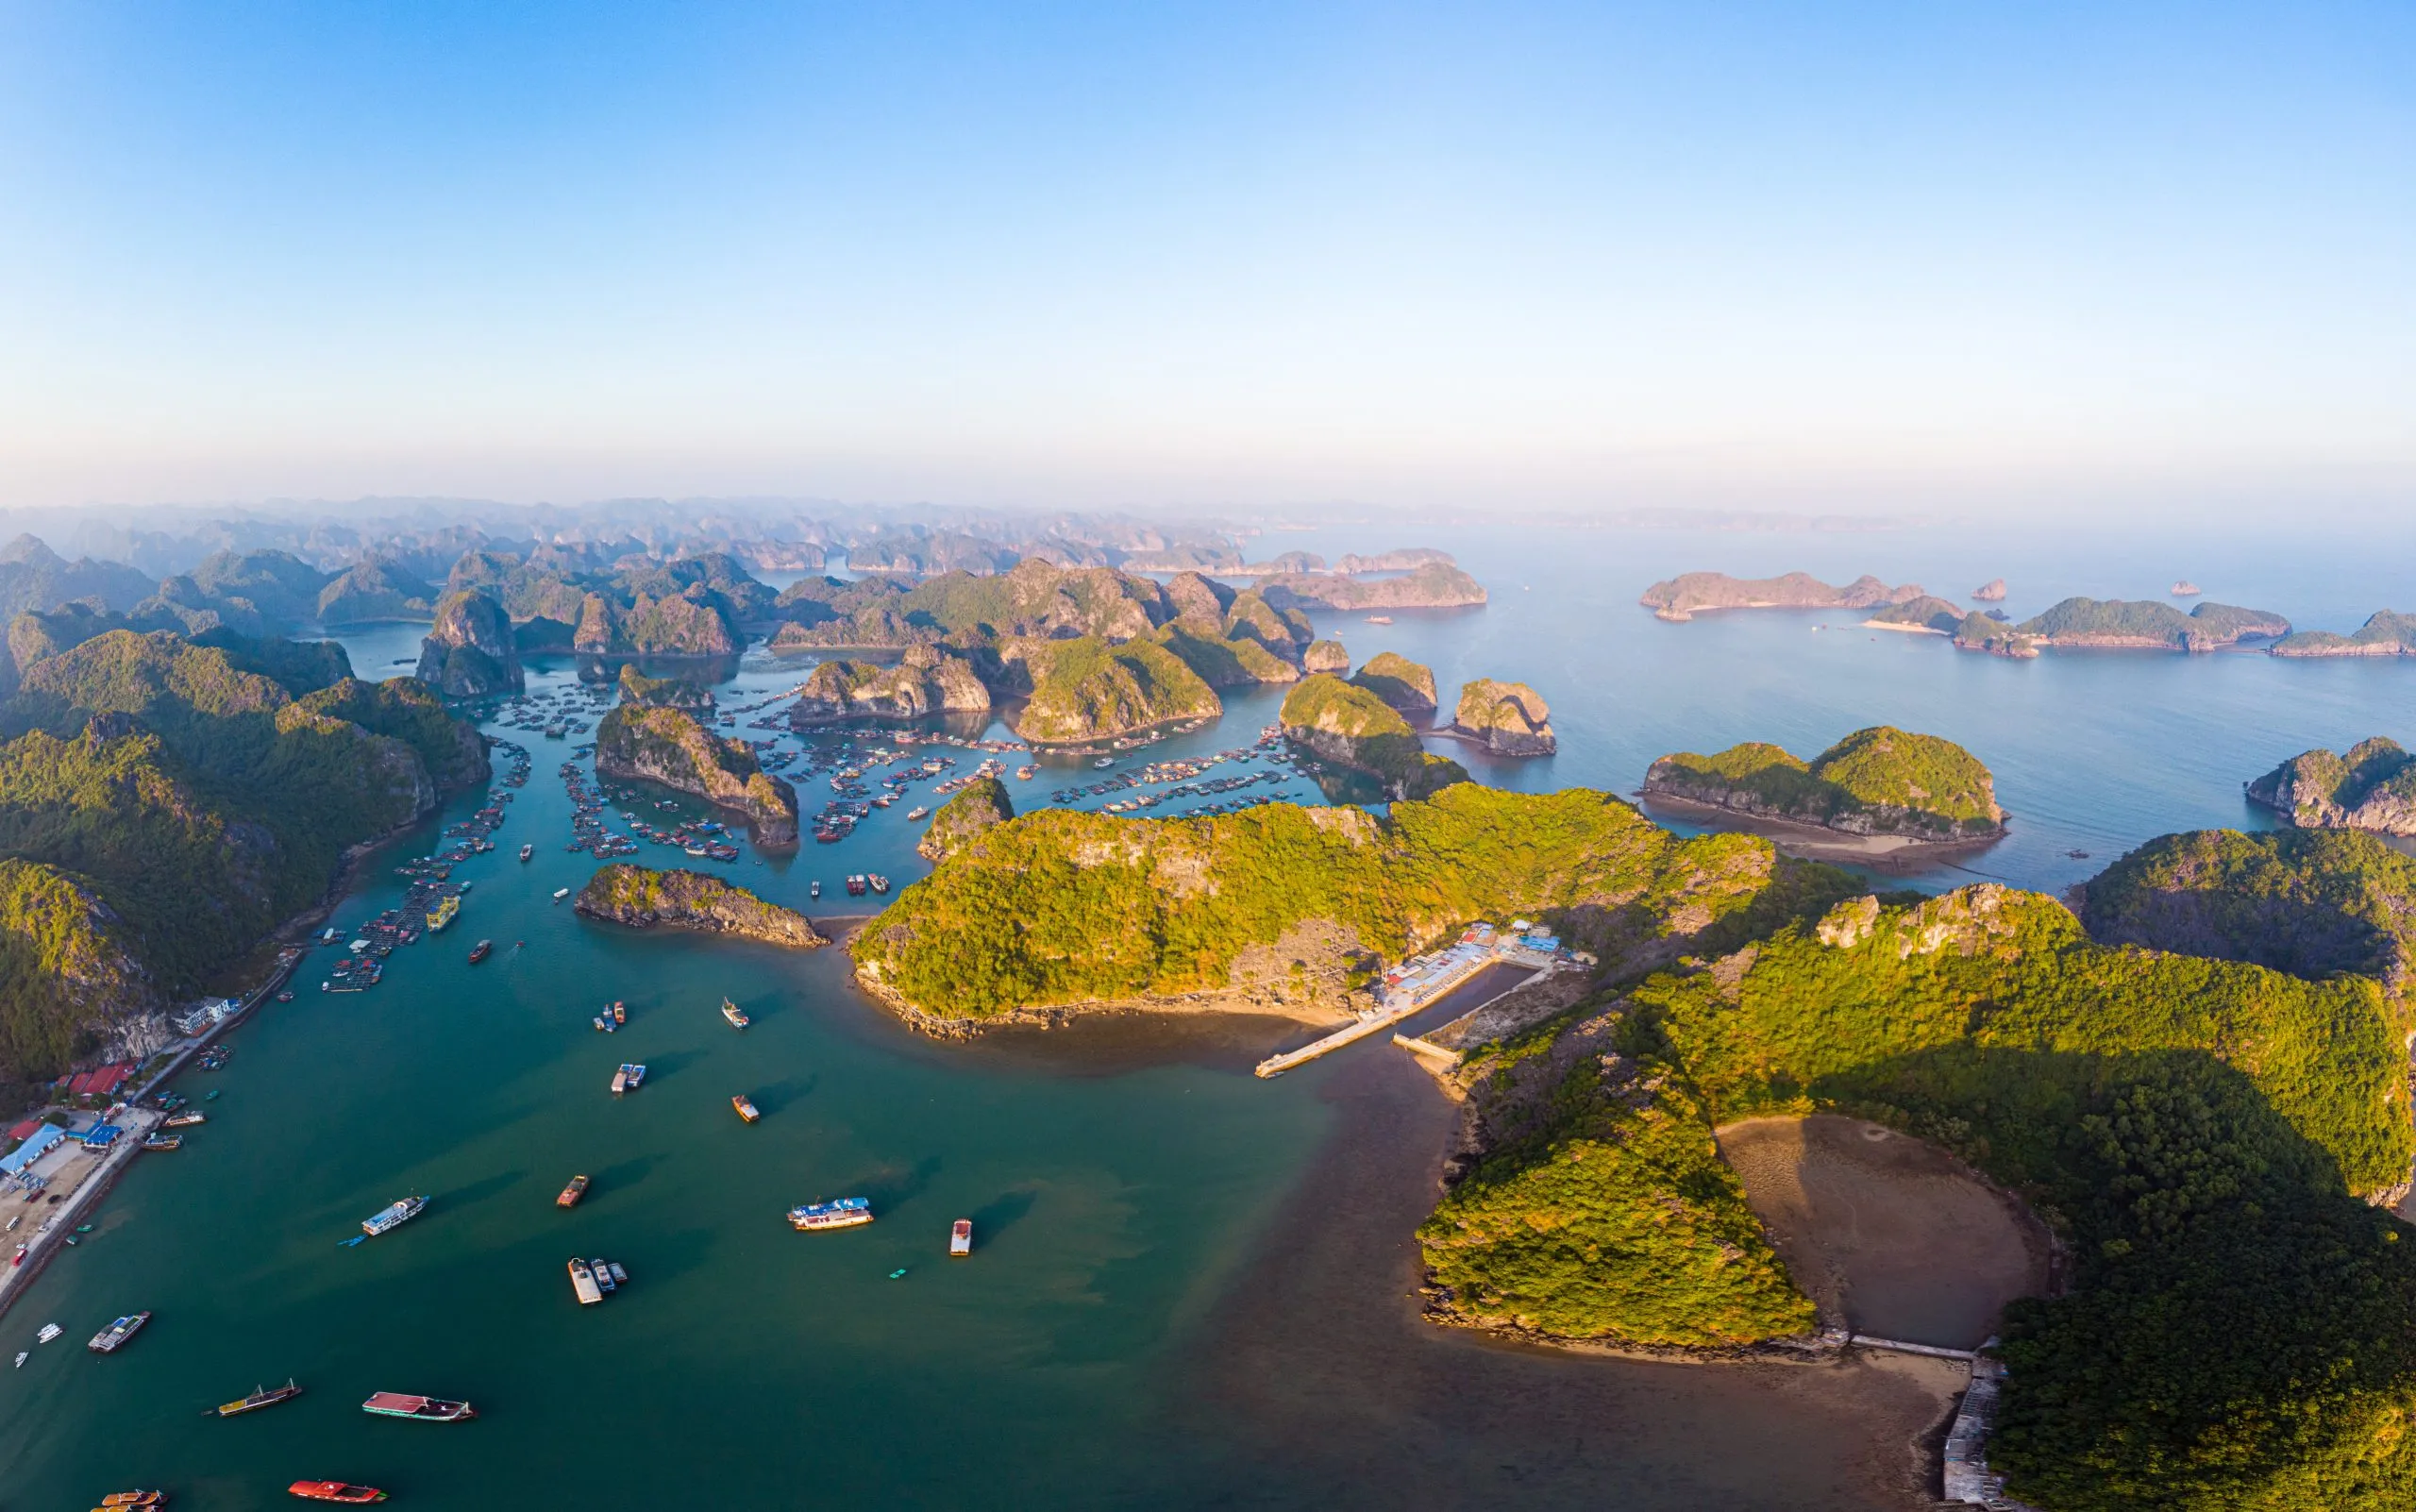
[1255,961,1540,1078]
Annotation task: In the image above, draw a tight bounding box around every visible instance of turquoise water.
[6,524,2411,1508]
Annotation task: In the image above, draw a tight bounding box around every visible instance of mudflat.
[1719,1114,2052,1349]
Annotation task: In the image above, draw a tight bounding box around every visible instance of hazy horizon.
[3,3,2408,517]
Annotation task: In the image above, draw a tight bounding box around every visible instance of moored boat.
[468,939,492,964]
[143,1134,182,1151]
[162,1111,207,1128]
[426,895,460,932]
[98,1493,166,1507]
[732,1095,760,1123]
[950,1218,973,1257]
[214,1378,302,1417]
[557,1174,590,1208]
[867,874,890,895]
[721,998,749,1030]
[610,1067,628,1094]
[787,1197,874,1232]
[519,843,534,862]
[620,1063,646,1090]
[87,1312,152,1352]
[288,1483,387,1504]
[360,1196,428,1237]
[361,1390,475,1421]
[569,1256,603,1305]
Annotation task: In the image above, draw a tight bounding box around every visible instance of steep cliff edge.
[1448,680,1555,755]
[1349,652,1437,714]
[574,864,824,947]
[595,704,798,845]
[788,646,991,726]
[917,777,1014,863]
[1279,675,1467,799]
[1643,727,2005,841]
[999,636,1221,745]
[414,588,523,697]
[2246,738,2416,833]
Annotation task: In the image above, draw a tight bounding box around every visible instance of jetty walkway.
[1255,959,1543,1078]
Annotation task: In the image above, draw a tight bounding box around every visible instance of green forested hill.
[0,629,487,1094]
[852,784,1853,1019]
[1428,881,2416,1510]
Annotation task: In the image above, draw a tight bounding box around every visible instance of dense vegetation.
[1645,725,2005,837]
[1865,595,1970,632]
[595,703,797,839]
[1350,651,1437,711]
[2005,596,2291,649]
[0,629,486,1089]
[1421,1005,1819,1345]
[1280,674,1466,798]
[917,776,1014,863]
[2082,828,2416,994]
[1002,635,1221,744]
[1432,880,2416,1507]
[2271,610,2416,657]
[2245,736,2416,832]
[617,664,713,710]
[853,783,1854,1019]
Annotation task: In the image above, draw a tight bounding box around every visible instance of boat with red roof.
[361,1390,474,1421]
[288,1483,387,1503]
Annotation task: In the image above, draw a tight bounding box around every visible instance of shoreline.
[842,927,1354,1040]
[1636,789,2006,870]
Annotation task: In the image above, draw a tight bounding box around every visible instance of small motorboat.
[214,1378,302,1416]
[36,1323,60,1343]
[810,880,822,899]
[722,999,749,1030]
[11,1351,22,1368]
[950,1218,973,1257]
[552,887,571,901]
[289,1483,388,1504]
[557,1174,590,1208]
[468,939,492,964]
[612,1001,625,1025]
[732,1095,761,1123]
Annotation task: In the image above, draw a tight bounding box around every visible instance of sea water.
[5,520,2410,1508]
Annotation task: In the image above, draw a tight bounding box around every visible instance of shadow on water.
[625,1223,719,1286]
[969,1187,1039,1242]
[633,1049,701,1084]
[596,1153,663,1194]
[433,1169,527,1211]
[859,1155,944,1209]
[751,1075,815,1116]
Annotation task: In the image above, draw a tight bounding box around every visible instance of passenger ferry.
[721,998,749,1030]
[87,1312,152,1352]
[425,895,460,932]
[360,1196,428,1237]
[788,1197,874,1232]
[361,1390,475,1421]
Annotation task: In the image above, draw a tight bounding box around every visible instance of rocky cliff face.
[595,704,798,845]
[1350,652,1437,713]
[1643,728,2005,841]
[315,561,435,624]
[2269,612,2416,659]
[1302,639,1350,674]
[1278,675,1467,799]
[1971,579,2007,602]
[576,590,742,656]
[414,589,523,697]
[789,646,991,726]
[2248,739,2416,834]
[917,776,1015,863]
[574,864,825,946]
[1000,636,1221,745]
[1450,680,1555,755]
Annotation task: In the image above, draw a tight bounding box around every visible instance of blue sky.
[0,2,2408,514]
